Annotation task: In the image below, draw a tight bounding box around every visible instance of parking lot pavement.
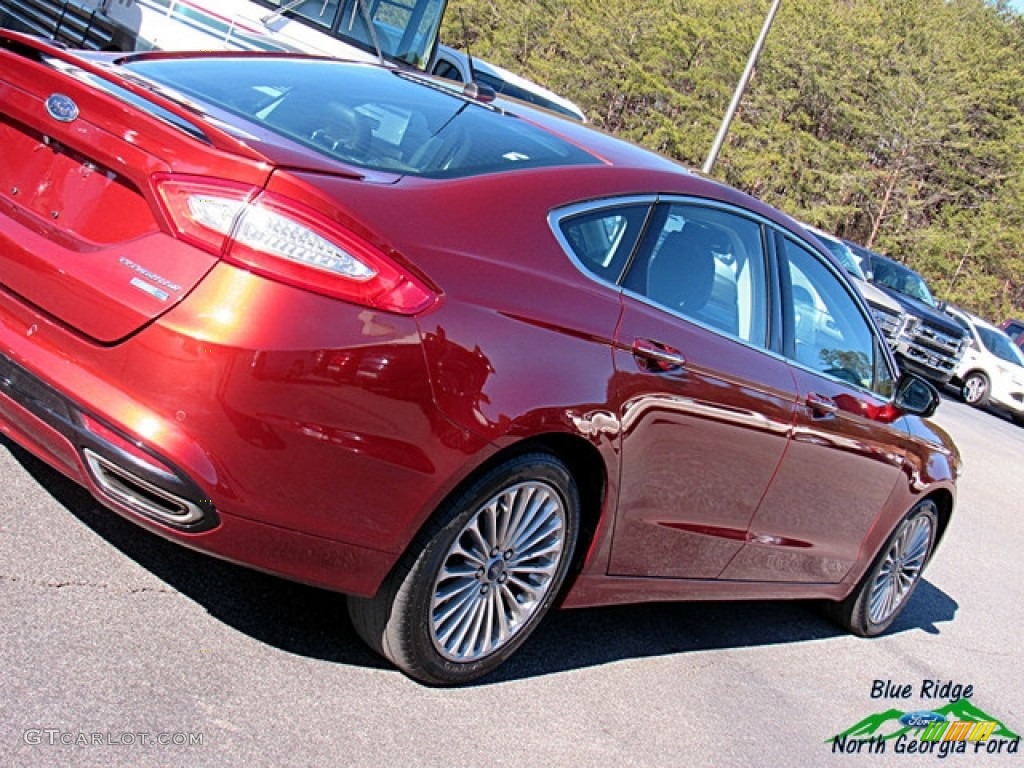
[2,396,1022,767]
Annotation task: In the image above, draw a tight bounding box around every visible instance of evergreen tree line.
[442,0,1024,322]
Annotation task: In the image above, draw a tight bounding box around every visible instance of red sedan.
[0,32,958,684]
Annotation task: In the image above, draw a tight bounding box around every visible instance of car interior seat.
[646,226,719,319]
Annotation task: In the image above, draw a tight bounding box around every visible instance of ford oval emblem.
[45,93,80,123]
[899,710,947,728]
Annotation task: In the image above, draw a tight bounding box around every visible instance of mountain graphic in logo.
[830,699,1020,742]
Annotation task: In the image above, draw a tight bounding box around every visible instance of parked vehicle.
[0,0,584,139]
[844,240,967,385]
[430,44,586,122]
[0,0,447,68]
[945,306,1024,425]
[803,226,906,345]
[1002,319,1024,351]
[0,34,959,684]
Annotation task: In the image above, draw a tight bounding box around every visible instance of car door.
[719,231,907,583]
[607,201,799,579]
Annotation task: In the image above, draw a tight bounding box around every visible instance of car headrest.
[646,226,718,314]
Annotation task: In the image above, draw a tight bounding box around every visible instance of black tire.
[348,452,580,685]
[961,371,990,407]
[828,499,938,637]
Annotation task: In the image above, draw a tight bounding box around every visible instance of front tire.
[829,500,938,637]
[348,453,579,685]
[961,371,990,407]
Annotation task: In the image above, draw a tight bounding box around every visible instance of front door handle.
[632,338,686,372]
[805,392,839,419]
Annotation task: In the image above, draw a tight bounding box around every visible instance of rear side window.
[123,58,598,178]
[622,203,770,347]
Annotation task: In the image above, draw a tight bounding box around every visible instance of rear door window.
[622,203,770,348]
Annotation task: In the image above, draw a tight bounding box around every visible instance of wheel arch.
[517,433,608,579]
[396,431,609,588]
[925,487,955,553]
[962,367,989,382]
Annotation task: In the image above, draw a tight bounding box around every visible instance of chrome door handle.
[805,392,838,419]
[632,339,686,372]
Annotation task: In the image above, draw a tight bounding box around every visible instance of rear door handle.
[632,338,686,372]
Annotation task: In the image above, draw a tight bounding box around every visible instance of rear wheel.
[348,453,579,685]
[829,500,938,637]
[961,371,990,407]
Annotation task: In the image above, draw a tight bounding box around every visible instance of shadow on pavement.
[4,435,959,686]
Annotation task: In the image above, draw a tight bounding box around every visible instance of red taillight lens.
[153,175,435,314]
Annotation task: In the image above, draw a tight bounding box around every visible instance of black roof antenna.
[458,8,496,103]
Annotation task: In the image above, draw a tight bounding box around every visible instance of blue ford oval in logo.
[45,93,79,123]
[899,710,946,728]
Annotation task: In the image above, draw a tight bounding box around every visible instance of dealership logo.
[828,680,1020,758]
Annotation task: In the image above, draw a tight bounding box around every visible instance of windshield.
[978,325,1024,367]
[124,57,599,178]
[261,0,447,69]
[815,234,867,280]
[870,259,935,305]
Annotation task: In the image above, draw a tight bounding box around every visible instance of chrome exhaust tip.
[83,448,206,527]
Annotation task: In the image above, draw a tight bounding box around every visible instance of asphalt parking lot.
[2,394,1022,767]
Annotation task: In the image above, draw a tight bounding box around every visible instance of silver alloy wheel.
[429,480,566,662]
[867,513,933,625]
[963,374,987,404]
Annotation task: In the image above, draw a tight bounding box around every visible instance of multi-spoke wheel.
[961,372,990,407]
[348,453,579,685]
[828,500,938,637]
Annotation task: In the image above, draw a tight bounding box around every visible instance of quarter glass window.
[558,205,650,284]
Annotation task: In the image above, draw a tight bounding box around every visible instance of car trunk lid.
[0,33,275,343]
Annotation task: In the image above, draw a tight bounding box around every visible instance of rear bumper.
[0,264,489,596]
[1,350,217,531]
[0,349,397,596]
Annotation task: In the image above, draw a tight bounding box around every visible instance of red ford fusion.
[0,31,959,684]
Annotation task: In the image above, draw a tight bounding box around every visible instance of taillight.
[153,175,435,314]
